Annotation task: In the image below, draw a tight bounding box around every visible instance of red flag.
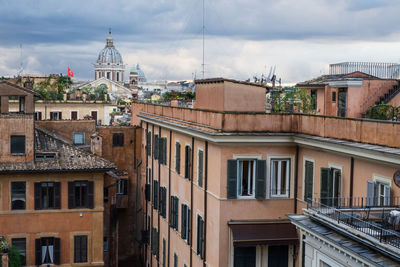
[67,67,74,77]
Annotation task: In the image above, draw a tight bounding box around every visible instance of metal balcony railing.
[307,197,400,249]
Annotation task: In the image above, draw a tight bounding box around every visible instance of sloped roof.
[0,127,115,173]
[0,80,40,96]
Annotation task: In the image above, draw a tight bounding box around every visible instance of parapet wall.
[133,102,400,149]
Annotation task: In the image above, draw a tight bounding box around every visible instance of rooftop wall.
[133,102,400,149]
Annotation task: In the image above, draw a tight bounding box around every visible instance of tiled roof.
[0,127,115,173]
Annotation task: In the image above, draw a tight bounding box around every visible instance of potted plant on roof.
[0,237,9,254]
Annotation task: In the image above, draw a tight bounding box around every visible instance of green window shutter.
[153,181,159,210]
[163,188,167,218]
[320,168,330,206]
[332,169,341,206]
[154,135,159,160]
[147,132,151,156]
[163,138,167,165]
[181,204,186,239]
[198,150,204,187]
[187,208,191,245]
[175,143,181,174]
[227,160,238,199]
[304,161,314,202]
[255,160,266,199]
[197,215,201,255]
[175,197,179,230]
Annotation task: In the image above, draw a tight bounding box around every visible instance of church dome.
[97,36,123,64]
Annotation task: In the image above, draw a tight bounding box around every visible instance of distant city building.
[129,64,147,89]
[95,32,125,84]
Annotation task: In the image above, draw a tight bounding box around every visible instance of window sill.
[11,153,25,156]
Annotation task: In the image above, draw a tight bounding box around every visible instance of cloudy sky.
[1,0,400,83]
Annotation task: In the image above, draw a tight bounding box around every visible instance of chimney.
[90,133,103,156]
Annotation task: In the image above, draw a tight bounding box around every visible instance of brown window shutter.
[35,238,41,265]
[68,182,75,209]
[55,182,61,209]
[88,181,94,209]
[54,237,61,265]
[34,182,41,210]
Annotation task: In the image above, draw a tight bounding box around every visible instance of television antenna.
[17,44,23,77]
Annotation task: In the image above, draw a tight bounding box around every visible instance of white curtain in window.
[41,246,47,264]
[48,245,54,263]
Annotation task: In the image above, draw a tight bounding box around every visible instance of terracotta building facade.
[132,78,400,267]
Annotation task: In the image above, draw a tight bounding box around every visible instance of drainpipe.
[157,126,161,267]
[203,141,208,267]
[350,157,354,206]
[294,145,299,214]
[190,137,194,267]
[144,123,149,267]
[167,130,172,267]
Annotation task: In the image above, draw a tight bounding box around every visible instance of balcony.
[306,197,400,257]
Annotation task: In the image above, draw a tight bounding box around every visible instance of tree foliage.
[268,87,318,114]
[162,91,195,101]
[34,75,72,100]
[365,103,400,120]
[0,246,23,267]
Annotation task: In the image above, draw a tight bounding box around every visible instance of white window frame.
[233,155,261,199]
[269,157,291,198]
[303,157,315,202]
[50,110,62,120]
[373,175,392,206]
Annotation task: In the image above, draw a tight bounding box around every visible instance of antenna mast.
[17,44,23,77]
[202,0,205,79]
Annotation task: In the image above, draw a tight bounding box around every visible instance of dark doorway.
[268,245,288,267]
[337,88,347,117]
[234,246,256,267]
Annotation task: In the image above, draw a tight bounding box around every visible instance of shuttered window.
[162,238,166,267]
[197,215,205,259]
[112,133,124,147]
[154,135,159,160]
[175,142,181,174]
[227,159,266,199]
[320,168,341,207]
[153,180,159,210]
[181,204,191,243]
[160,137,167,165]
[34,182,61,210]
[367,180,391,206]
[145,183,151,201]
[151,228,159,255]
[170,196,179,230]
[68,181,94,209]
[74,235,88,263]
[185,146,191,179]
[303,160,314,202]
[147,131,152,156]
[159,187,167,218]
[198,150,204,188]
[174,253,178,267]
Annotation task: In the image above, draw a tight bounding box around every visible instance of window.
[74,235,88,263]
[50,111,62,120]
[238,160,256,197]
[310,90,317,110]
[35,237,60,265]
[332,91,336,103]
[145,183,151,202]
[73,132,85,145]
[198,149,204,187]
[10,135,25,155]
[197,215,205,259]
[91,111,98,122]
[175,142,181,174]
[270,159,291,198]
[268,245,288,267]
[174,253,178,267]
[234,247,256,267]
[117,179,128,195]
[162,238,166,267]
[303,160,314,202]
[170,196,179,230]
[367,180,391,206]
[181,204,191,244]
[159,187,167,218]
[117,72,120,81]
[104,237,109,252]
[107,72,111,79]
[11,181,26,210]
[12,238,26,265]
[34,111,42,120]
[153,180,159,210]
[34,182,61,209]
[185,145,191,179]
[154,135,159,160]
[147,131,151,156]
[113,133,124,147]
[159,137,167,165]
[151,228,159,256]
[68,181,94,209]
[104,187,109,202]
[320,168,341,207]
[227,159,266,199]
[71,111,78,120]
